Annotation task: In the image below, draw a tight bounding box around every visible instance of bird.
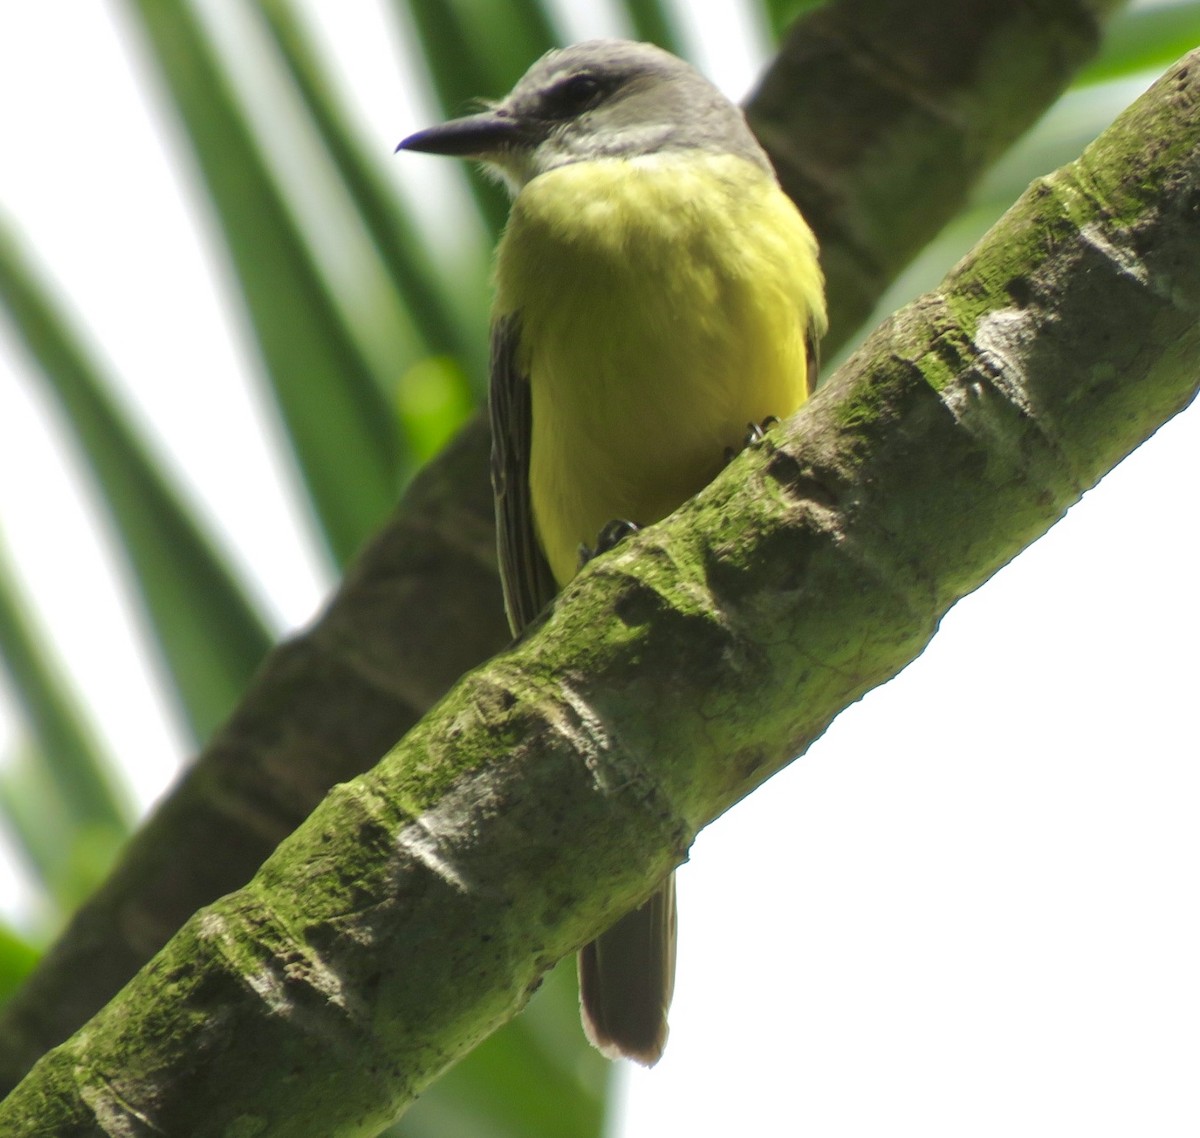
[399,38,826,1067]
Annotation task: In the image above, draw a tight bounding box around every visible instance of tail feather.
[578,876,677,1066]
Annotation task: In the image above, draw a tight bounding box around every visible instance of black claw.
[579,519,640,568]
[724,416,781,465]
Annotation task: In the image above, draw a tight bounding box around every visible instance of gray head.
[398,40,772,193]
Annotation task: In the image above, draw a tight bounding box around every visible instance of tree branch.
[751,0,1120,331]
[2,47,1194,1134]
[0,0,1125,1094]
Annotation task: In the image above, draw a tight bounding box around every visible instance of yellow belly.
[493,152,825,586]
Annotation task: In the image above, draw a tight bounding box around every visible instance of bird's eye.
[546,74,604,116]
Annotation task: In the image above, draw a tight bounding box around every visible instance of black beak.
[396,110,524,158]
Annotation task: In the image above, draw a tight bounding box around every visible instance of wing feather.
[805,312,822,397]
[490,314,559,634]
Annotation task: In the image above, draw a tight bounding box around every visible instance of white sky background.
[0,2,1197,1136]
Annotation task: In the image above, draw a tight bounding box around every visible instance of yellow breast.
[493,152,825,586]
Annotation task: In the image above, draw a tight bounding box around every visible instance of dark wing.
[805,311,822,398]
[490,313,558,635]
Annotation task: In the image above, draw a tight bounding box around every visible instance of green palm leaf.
[0,226,273,743]
[122,0,404,566]
[1079,0,1200,83]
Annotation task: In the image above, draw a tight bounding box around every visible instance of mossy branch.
[1,49,1195,1136]
[0,0,1121,1090]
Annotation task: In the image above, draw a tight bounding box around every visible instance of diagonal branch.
[1,47,1194,1134]
[0,0,1124,1093]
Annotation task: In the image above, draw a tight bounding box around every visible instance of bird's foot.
[723,416,780,464]
[579,519,640,569]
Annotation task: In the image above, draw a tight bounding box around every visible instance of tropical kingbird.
[399,39,826,1066]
